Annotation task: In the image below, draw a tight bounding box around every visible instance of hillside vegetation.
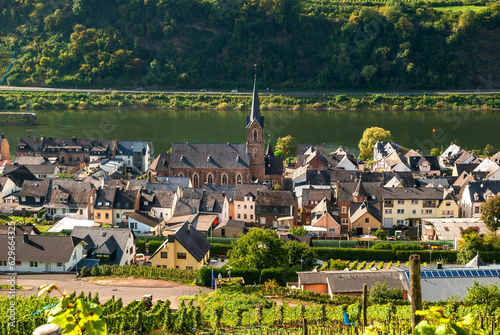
[1,0,500,90]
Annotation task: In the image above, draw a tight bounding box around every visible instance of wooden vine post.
[362,283,368,332]
[410,254,423,329]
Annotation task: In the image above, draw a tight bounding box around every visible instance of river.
[0,108,499,156]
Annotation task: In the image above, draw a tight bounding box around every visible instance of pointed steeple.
[247,66,264,129]
[266,138,274,157]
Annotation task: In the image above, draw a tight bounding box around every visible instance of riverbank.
[0,112,36,126]
[1,91,500,111]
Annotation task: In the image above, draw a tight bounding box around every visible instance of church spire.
[247,65,264,128]
[266,137,274,157]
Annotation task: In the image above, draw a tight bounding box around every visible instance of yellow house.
[437,191,460,218]
[349,202,383,235]
[94,189,116,226]
[150,222,211,270]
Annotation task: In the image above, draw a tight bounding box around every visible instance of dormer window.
[35,197,40,203]
[105,202,110,206]
[144,201,148,206]
[97,201,102,206]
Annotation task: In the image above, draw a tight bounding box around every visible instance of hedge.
[394,250,458,263]
[261,267,298,286]
[479,251,500,263]
[198,267,261,286]
[210,243,232,256]
[147,240,164,254]
[136,240,146,254]
[313,247,395,261]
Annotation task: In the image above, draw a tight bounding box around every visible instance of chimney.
[436,262,443,269]
[23,232,29,243]
[188,224,192,233]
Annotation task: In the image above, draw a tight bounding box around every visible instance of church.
[148,75,284,188]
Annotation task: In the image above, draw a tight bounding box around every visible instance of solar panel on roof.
[451,270,459,276]
[444,271,453,277]
[457,270,466,276]
[471,270,479,276]
[464,270,473,276]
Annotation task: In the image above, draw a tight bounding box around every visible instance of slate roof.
[152,221,211,262]
[337,182,382,202]
[170,143,251,169]
[265,155,284,176]
[417,178,450,188]
[0,224,41,235]
[213,219,246,231]
[114,189,138,210]
[19,180,51,198]
[94,188,117,209]
[203,185,236,202]
[381,187,445,200]
[326,269,404,293]
[465,181,500,202]
[47,180,94,207]
[455,164,480,176]
[94,236,118,255]
[407,155,440,172]
[0,235,84,262]
[11,156,48,165]
[115,140,149,156]
[3,164,57,176]
[149,153,171,171]
[126,211,162,228]
[297,144,326,156]
[4,165,38,187]
[350,202,382,223]
[234,184,267,201]
[139,190,175,212]
[255,191,294,215]
[199,191,224,213]
[71,226,134,262]
[301,189,333,207]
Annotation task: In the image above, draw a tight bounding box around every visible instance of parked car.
[200,88,207,92]
[231,89,238,93]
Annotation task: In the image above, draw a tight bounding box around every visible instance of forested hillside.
[1,0,499,90]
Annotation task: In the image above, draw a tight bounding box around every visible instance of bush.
[395,250,458,263]
[136,240,146,253]
[147,240,164,254]
[260,267,298,286]
[210,243,232,256]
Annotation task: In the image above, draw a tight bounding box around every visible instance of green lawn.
[35,224,54,232]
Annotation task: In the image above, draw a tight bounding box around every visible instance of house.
[212,219,246,238]
[0,175,19,204]
[0,234,86,272]
[349,201,383,235]
[114,140,151,173]
[380,186,449,228]
[0,224,41,235]
[234,184,266,223]
[150,221,211,270]
[203,184,236,220]
[255,190,295,228]
[453,163,480,177]
[45,180,96,220]
[264,141,284,189]
[89,158,124,176]
[93,188,116,226]
[460,181,500,218]
[307,198,341,237]
[16,179,51,215]
[139,190,176,222]
[299,188,335,225]
[192,214,219,235]
[406,155,440,177]
[297,269,405,298]
[125,211,163,234]
[440,143,462,167]
[47,218,98,233]
[3,163,59,179]
[71,226,136,266]
[198,187,230,224]
[112,189,140,225]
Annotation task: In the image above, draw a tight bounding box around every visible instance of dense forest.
[0,0,499,90]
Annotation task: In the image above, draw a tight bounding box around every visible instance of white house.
[0,234,86,272]
[114,140,151,173]
[126,211,162,234]
[461,181,500,218]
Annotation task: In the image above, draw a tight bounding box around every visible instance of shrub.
[147,240,164,254]
[211,243,232,256]
[313,247,395,261]
[136,240,146,253]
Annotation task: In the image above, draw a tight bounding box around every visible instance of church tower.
[246,71,265,182]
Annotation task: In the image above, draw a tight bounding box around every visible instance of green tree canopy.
[283,240,316,269]
[358,127,393,160]
[481,195,500,233]
[374,229,387,240]
[484,144,495,157]
[228,228,286,270]
[290,226,307,236]
[430,147,442,157]
[275,135,297,159]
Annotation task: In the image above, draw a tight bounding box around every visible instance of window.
[30,261,38,268]
[222,174,228,185]
[0,260,7,266]
[474,206,480,214]
[57,262,63,267]
[328,228,336,233]
[342,218,349,224]
[193,174,199,188]
[237,174,242,184]
[250,205,253,209]
[384,201,394,207]
[221,229,225,236]
[79,209,83,215]
[237,214,241,219]
[186,266,193,270]
[250,214,253,220]
[237,204,241,209]
[129,222,137,230]
[144,201,148,206]
[105,213,109,219]
[253,129,258,142]
[365,218,369,223]
[116,213,120,219]
[105,202,110,206]
[35,197,40,203]
[21,197,26,202]
[253,149,258,158]
[397,200,405,205]
[244,214,247,219]
[421,209,433,214]
[445,202,451,207]
[411,200,419,205]
[260,217,266,224]
[244,205,247,209]
[97,202,102,206]
[397,220,405,225]
[385,209,392,214]
[441,210,455,217]
[412,210,417,214]
[130,247,133,254]
[177,253,187,259]
[97,213,101,219]
[207,174,213,185]
[161,252,168,258]
[342,206,347,213]
[397,209,404,214]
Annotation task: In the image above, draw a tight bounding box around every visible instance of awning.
[277,216,294,221]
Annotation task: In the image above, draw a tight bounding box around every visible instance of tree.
[464,281,500,312]
[274,149,284,158]
[369,281,404,304]
[275,135,297,159]
[290,226,307,236]
[484,144,495,157]
[283,240,316,269]
[481,195,500,233]
[430,147,441,157]
[358,127,393,160]
[228,228,286,270]
[374,229,387,240]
